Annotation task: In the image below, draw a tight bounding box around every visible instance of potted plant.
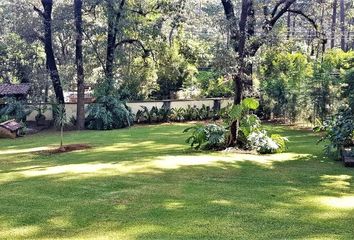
[34,104,49,126]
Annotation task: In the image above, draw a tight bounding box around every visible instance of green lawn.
[0,124,353,239]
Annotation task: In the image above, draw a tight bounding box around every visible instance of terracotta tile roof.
[0,83,31,96]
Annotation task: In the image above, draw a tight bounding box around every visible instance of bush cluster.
[136,104,218,124]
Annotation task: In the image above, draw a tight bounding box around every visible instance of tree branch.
[124,3,161,17]
[287,9,318,31]
[115,39,151,58]
[82,30,107,74]
[271,0,287,17]
[269,0,296,28]
[32,4,44,18]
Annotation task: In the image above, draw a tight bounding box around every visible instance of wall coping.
[26,98,232,105]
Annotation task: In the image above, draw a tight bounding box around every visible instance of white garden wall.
[170,99,214,109]
[26,98,233,121]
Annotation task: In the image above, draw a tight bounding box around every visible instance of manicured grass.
[0,123,353,239]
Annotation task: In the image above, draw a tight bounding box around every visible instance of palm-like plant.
[54,104,67,149]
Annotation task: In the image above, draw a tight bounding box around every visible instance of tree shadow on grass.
[1,125,354,239]
[1,152,354,239]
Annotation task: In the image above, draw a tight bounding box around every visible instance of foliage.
[226,98,260,123]
[319,68,354,154]
[53,104,68,148]
[259,48,354,122]
[259,49,313,122]
[184,123,226,150]
[170,107,185,122]
[120,57,159,101]
[183,105,198,121]
[310,50,354,121]
[34,104,49,121]
[315,107,354,155]
[222,98,261,145]
[86,96,133,130]
[135,106,171,124]
[219,97,288,153]
[270,134,288,153]
[152,41,199,99]
[205,76,233,98]
[343,68,354,110]
[194,71,233,98]
[247,130,284,154]
[0,98,31,121]
[239,114,261,138]
[0,114,9,123]
[198,104,214,120]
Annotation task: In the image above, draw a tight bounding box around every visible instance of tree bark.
[287,11,291,39]
[74,0,85,130]
[340,0,346,50]
[221,0,300,146]
[331,0,338,48]
[36,0,65,104]
[105,0,126,91]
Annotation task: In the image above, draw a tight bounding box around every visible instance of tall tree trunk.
[74,0,85,130]
[38,0,65,104]
[352,18,354,50]
[222,0,250,146]
[105,0,126,92]
[105,6,117,85]
[221,0,299,146]
[340,0,346,50]
[331,0,338,48]
[287,11,291,40]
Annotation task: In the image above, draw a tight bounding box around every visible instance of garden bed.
[40,144,92,155]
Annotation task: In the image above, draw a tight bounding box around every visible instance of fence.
[26,98,233,122]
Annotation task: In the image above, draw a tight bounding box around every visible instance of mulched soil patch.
[40,144,92,155]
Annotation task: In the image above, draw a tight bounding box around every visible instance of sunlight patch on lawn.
[18,152,309,178]
[21,163,117,176]
[210,199,232,206]
[319,196,354,209]
[48,216,71,228]
[304,236,344,240]
[95,141,183,153]
[0,146,52,155]
[304,195,354,211]
[320,174,352,190]
[0,225,39,239]
[151,152,308,169]
[164,201,184,210]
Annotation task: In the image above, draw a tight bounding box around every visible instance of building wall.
[26,98,233,121]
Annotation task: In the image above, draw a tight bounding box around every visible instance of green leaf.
[229,104,243,120]
[242,98,259,110]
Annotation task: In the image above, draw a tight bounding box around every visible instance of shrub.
[170,108,185,122]
[158,108,171,122]
[0,98,31,121]
[86,96,133,130]
[222,97,262,146]
[315,107,354,155]
[184,123,226,150]
[197,104,214,120]
[183,105,199,121]
[53,104,67,148]
[0,115,9,123]
[135,106,171,124]
[270,134,288,153]
[247,130,280,154]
